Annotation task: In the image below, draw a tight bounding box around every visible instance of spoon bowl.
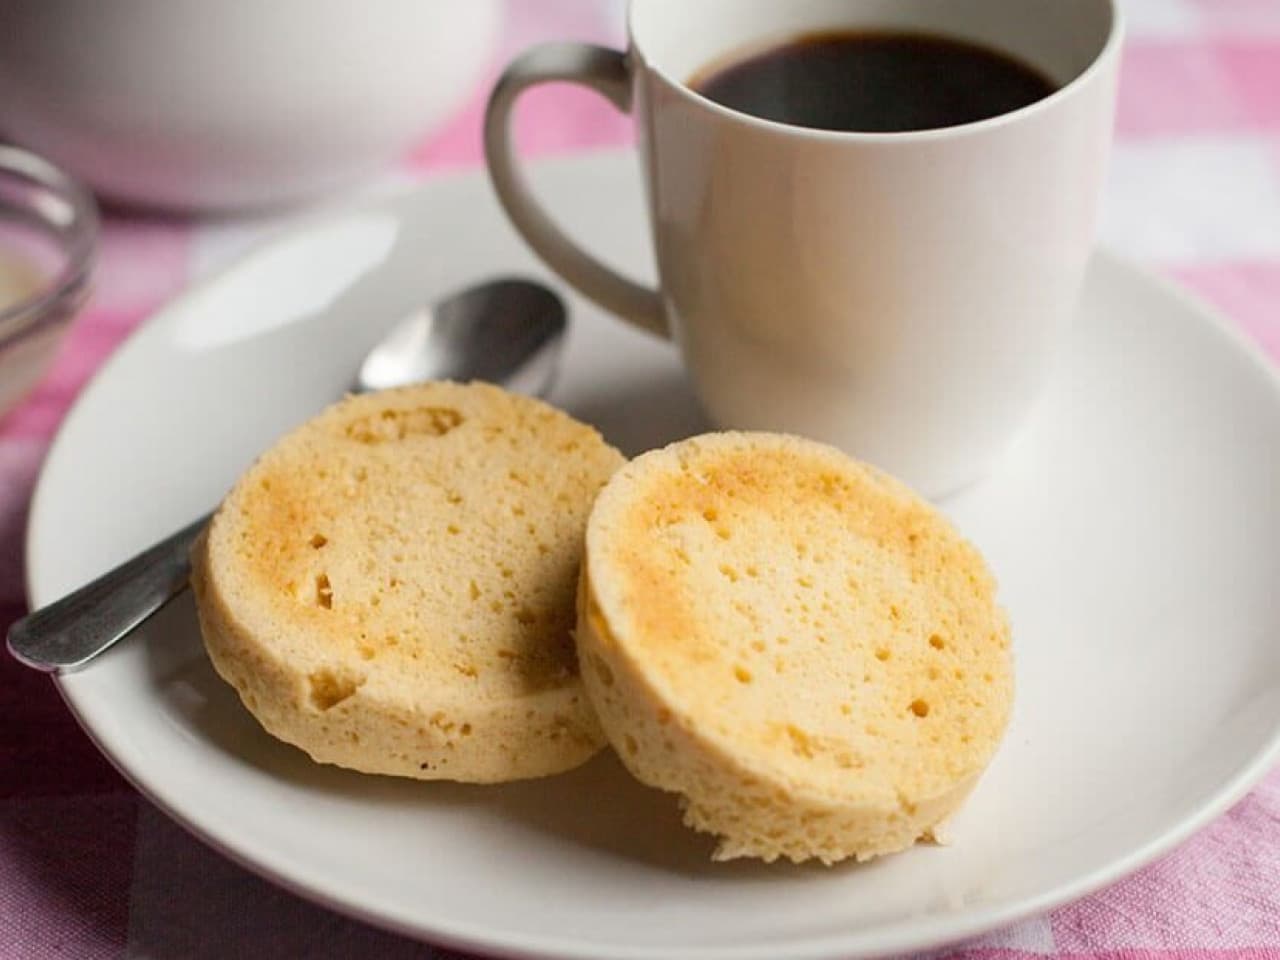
[358,277,565,396]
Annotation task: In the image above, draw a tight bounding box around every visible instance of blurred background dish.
[0,0,501,213]
[0,145,97,418]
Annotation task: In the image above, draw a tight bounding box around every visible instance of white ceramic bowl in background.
[0,0,501,212]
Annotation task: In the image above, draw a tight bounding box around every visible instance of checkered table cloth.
[3,1,1278,956]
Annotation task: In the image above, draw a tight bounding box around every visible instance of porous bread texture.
[577,432,1013,864]
[191,382,624,783]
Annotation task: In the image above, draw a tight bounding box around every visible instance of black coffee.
[692,31,1056,133]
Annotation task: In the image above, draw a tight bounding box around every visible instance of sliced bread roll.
[577,432,1013,863]
[191,382,624,782]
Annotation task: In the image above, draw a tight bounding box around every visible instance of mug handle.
[484,44,669,339]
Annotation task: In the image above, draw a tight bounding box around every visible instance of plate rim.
[25,150,1280,960]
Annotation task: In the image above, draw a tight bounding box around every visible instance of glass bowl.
[0,144,98,418]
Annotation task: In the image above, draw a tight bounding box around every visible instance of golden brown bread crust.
[192,382,622,782]
[577,432,1013,862]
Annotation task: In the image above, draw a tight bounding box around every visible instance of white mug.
[485,0,1121,497]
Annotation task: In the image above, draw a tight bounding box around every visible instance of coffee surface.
[692,31,1056,133]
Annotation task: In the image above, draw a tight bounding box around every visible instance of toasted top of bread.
[578,432,1013,862]
[192,382,623,782]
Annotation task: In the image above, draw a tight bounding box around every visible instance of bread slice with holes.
[190,381,624,782]
[577,432,1013,863]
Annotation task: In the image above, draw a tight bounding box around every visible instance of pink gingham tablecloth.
[3,1,1279,956]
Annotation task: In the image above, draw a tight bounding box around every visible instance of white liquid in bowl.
[0,252,44,309]
[0,248,67,417]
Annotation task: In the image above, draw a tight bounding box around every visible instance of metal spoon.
[7,277,567,673]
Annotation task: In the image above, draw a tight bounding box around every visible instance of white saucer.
[27,151,1280,960]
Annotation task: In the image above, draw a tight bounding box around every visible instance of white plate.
[28,152,1280,960]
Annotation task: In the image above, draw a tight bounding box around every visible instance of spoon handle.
[7,513,210,673]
